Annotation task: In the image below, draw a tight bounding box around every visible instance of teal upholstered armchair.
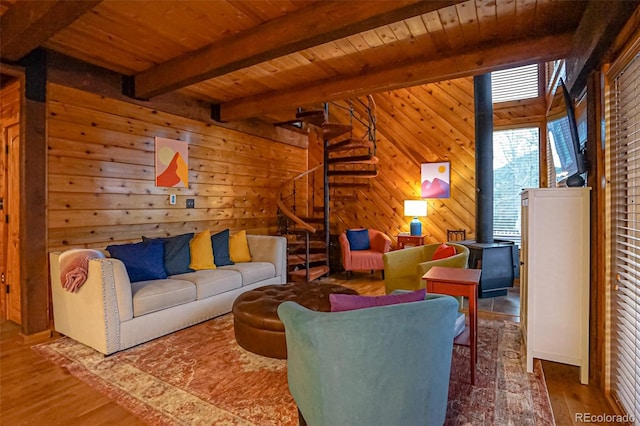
[383,243,469,294]
[278,294,459,426]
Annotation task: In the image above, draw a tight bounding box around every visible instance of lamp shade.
[404,200,428,217]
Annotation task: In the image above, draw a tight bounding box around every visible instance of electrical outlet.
[169,194,176,205]
[186,198,195,208]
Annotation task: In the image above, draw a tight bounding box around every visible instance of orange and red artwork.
[155,137,188,188]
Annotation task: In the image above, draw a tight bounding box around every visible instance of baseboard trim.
[19,329,52,344]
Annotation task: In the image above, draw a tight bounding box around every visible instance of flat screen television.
[547,79,588,187]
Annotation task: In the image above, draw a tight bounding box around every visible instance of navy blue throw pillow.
[346,229,370,251]
[142,233,194,276]
[106,239,167,283]
[211,229,234,266]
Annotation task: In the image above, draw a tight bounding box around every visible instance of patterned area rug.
[33,315,554,425]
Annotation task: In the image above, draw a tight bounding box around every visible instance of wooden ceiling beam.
[565,0,640,97]
[0,0,102,62]
[218,33,574,122]
[133,0,464,99]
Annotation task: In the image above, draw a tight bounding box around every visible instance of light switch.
[169,194,177,205]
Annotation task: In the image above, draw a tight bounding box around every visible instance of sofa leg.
[381,270,385,280]
[346,271,352,280]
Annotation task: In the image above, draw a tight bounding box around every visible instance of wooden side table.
[397,234,425,249]
[422,266,481,385]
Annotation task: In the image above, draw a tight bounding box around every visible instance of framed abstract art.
[155,137,188,188]
[421,162,450,198]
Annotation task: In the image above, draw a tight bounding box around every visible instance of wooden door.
[0,112,6,320]
[0,79,21,324]
[4,122,20,324]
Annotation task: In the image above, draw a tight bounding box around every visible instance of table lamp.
[404,200,428,236]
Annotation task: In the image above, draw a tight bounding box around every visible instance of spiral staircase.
[276,96,378,282]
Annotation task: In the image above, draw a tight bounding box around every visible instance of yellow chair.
[383,243,469,294]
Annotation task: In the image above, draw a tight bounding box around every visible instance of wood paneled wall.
[318,78,477,247]
[47,84,307,251]
[314,76,545,248]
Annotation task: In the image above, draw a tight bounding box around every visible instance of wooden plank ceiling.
[1,0,587,123]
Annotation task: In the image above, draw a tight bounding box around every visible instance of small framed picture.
[421,162,450,198]
[155,137,188,188]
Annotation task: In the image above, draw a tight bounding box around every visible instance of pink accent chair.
[339,229,392,279]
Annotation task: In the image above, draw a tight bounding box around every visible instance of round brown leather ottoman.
[232,283,358,359]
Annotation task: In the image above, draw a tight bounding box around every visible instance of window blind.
[610,51,640,425]
[493,128,539,238]
[491,64,539,103]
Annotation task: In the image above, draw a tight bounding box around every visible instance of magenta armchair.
[339,229,392,279]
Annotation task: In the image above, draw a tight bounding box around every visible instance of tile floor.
[463,284,520,317]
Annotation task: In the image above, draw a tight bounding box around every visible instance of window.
[493,128,540,239]
[491,64,540,103]
[609,50,640,425]
[548,115,588,184]
[548,116,576,181]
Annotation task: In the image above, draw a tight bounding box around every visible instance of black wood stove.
[459,74,519,298]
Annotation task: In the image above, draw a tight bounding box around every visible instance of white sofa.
[50,234,287,355]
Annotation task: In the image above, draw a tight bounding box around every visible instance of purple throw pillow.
[330,288,426,312]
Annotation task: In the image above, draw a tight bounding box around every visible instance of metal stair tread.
[328,155,378,165]
[327,169,378,178]
[288,253,328,266]
[327,138,373,151]
[287,240,327,248]
[329,182,370,188]
[297,216,325,223]
[322,123,352,140]
[296,110,325,121]
[290,265,330,282]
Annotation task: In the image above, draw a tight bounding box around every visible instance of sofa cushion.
[350,249,384,271]
[211,229,234,267]
[171,269,242,299]
[106,240,167,283]
[432,243,456,260]
[189,230,217,270]
[346,229,370,250]
[143,233,194,276]
[220,262,276,286]
[329,288,426,312]
[130,278,196,317]
[229,230,252,262]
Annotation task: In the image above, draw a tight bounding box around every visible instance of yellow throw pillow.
[189,230,216,270]
[229,230,252,263]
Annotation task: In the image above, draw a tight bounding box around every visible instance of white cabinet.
[520,188,590,384]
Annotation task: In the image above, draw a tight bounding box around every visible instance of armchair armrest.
[382,246,428,279]
[369,230,391,253]
[339,233,352,271]
[416,252,469,278]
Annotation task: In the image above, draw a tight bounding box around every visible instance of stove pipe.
[474,74,494,244]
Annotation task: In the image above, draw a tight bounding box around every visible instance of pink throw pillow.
[432,243,456,260]
[329,288,426,312]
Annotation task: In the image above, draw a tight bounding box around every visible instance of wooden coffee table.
[423,266,481,385]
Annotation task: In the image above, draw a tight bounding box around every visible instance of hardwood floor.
[0,320,146,425]
[0,273,615,425]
